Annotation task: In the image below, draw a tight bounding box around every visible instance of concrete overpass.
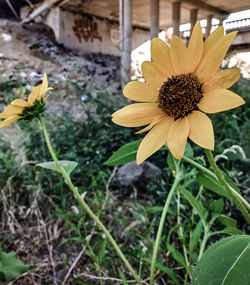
[181,17,250,51]
[18,0,250,81]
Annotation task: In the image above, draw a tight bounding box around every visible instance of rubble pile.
[0,20,122,119]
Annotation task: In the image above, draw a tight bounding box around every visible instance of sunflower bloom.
[0,73,52,128]
[112,23,245,164]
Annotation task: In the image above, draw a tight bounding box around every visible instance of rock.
[116,161,161,186]
[116,161,143,186]
[141,161,162,180]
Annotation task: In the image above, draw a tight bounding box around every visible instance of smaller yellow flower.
[0,73,52,128]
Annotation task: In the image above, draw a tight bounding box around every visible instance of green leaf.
[180,187,207,222]
[35,160,78,175]
[184,142,193,158]
[156,263,180,285]
[190,220,203,252]
[0,246,35,281]
[219,227,244,235]
[98,238,107,265]
[196,172,230,198]
[167,244,186,267]
[210,199,224,214]
[118,269,128,285]
[191,235,250,285]
[144,258,180,284]
[167,153,177,171]
[218,215,237,228]
[150,206,164,213]
[104,140,141,166]
[132,211,145,223]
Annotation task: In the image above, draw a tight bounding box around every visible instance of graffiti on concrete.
[110,25,120,44]
[72,17,102,43]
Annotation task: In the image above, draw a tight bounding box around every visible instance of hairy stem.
[205,149,250,225]
[177,190,191,284]
[183,156,250,211]
[198,225,209,260]
[38,114,142,284]
[150,175,180,285]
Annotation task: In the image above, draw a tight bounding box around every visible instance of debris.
[1,33,12,41]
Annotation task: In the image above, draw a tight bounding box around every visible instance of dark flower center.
[158,73,203,119]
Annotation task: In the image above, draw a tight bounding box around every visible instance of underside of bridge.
[17,0,250,82]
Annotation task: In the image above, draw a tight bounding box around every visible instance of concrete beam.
[120,0,132,84]
[206,14,213,37]
[172,2,181,36]
[119,0,124,51]
[21,0,60,24]
[181,0,227,16]
[190,8,198,33]
[150,0,159,39]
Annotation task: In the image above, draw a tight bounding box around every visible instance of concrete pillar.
[190,8,198,33]
[206,14,213,37]
[120,0,132,84]
[150,0,160,39]
[119,0,124,51]
[172,2,181,36]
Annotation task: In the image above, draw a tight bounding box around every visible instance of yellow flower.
[0,73,52,128]
[112,23,245,164]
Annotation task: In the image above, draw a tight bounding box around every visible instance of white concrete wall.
[45,7,149,56]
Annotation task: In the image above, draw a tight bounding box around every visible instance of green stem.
[38,114,142,285]
[198,225,209,260]
[177,190,190,284]
[183,156,250,211]
[188,185,203,271]
[150,176,180,285]
[205,149,250,225]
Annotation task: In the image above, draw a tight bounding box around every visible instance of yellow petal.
[11,99,28,108]
[2,104,23,115]
[112,103,163,127]
[187,22,203,72]
[0,115,20,128]
[135,113,166,134]
[123,81,158,102]
[151,38,175,77]
[196,31,237,82]
[167,117,190,160]
[39,73,48,98]
[203,26,224,56]
[136,116,174,165]
[203,69,240,92]
[28,85,41,107]
[39,87,53,100]
[170,35,187,74]
[188,111,214,150]
[0,112,11,119]
[198,89,245,113]
[141,61,166,89]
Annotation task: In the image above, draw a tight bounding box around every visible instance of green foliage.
[35,160,78,175]
[179,187,208,222]
[191,236,250,285]
[104,139,141,166]
[0,245,35,282]
[196,172,230,198]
